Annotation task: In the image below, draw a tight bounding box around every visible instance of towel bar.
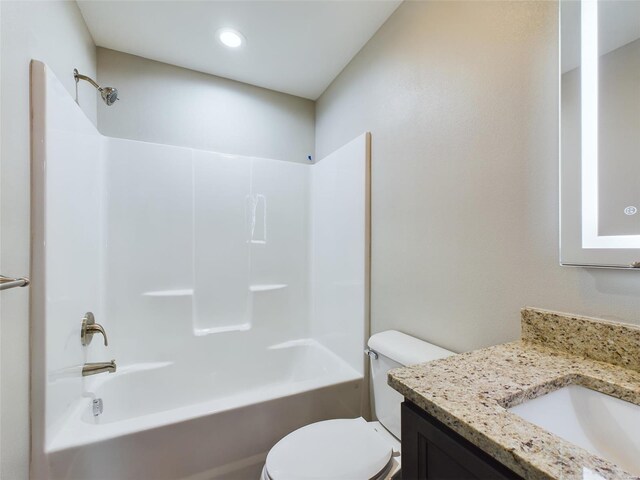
[0,275,30,291]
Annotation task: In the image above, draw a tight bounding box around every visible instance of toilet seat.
[264,418,394,480]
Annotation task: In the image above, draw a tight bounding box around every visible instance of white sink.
[509,385,640,476]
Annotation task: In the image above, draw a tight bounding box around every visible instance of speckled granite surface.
[388,308,640,480]
[522,308,640,372]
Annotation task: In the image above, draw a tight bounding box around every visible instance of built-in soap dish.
[193,323,251,336]
[249,284,287,293]
[142,289,194,297]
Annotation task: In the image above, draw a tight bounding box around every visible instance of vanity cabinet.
[401,401,522,480]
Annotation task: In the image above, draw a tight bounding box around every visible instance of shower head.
[74,69,119,106]
[100,87,119,106]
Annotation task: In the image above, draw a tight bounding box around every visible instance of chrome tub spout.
[82,360,116,376]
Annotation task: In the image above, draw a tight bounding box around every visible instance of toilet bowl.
[260,418,400,480]
[261,331,454,480]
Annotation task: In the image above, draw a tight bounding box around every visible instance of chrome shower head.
[74,68,119,106]
[100,87,119,106]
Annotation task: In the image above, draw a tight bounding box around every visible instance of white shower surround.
[30,61,370,479]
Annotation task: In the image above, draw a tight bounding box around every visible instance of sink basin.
[509,385,640,475]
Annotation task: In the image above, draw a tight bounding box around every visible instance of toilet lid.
[265,418,393,480]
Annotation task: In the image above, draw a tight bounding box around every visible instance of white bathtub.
[46,340,363,480]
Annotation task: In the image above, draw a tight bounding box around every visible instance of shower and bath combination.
[73,68,119,106]
[31,60,368,479]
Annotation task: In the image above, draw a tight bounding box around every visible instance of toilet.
[261,330,455,480]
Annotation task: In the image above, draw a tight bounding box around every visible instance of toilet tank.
[367,330,454,439]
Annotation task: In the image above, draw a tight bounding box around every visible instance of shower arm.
[73,68,119,106]
[73,69,102,91]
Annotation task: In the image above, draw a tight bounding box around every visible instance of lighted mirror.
[561,0,640,268]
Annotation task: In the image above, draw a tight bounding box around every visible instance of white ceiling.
[77,0,402,100]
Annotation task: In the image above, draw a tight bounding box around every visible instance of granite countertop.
[388,308,640,480]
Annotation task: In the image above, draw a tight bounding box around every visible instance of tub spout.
[82,360,116,376]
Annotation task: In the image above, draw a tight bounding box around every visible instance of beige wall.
[97,48,315,163]
[316,0,640,354]
[0,1,97,478]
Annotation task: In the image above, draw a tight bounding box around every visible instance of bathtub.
[46,340,363,480]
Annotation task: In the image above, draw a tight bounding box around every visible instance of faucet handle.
[81,312,109,346]
[89,322,108,346]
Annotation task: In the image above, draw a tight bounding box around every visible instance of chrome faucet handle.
[88,322,108,346]
[81,312,109,346]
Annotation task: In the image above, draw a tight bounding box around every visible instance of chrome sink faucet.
[82,360,116,377]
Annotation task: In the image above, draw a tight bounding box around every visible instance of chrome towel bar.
[0,275,30,291]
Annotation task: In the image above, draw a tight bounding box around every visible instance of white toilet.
[261,330,455,480]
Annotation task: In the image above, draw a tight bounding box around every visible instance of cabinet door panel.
[401,401,522,480]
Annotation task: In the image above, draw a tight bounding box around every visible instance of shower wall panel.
[193,151,252,336]
[104,145,311,363]
[246,158,309,340]
[30,62,106,462]
[105,139,193,365]
[310,133,370,375]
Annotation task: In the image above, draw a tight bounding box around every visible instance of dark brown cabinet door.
[401,402,523,480]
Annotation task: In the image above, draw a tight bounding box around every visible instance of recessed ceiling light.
[217,28,244,48]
